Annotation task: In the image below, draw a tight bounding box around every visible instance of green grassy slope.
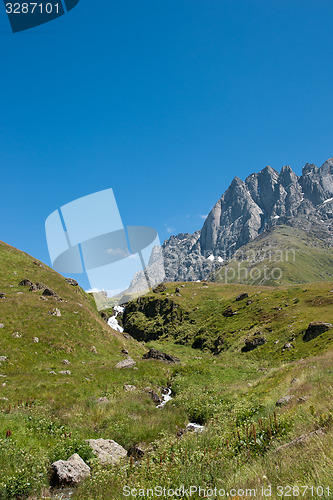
[123,280,333,361]
[1,240,333,499]
[213,225,333,286]
[76,281,333,499]
[0,241,187,498]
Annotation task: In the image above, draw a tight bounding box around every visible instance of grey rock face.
[43,288,58,298]
[142,348,180,363]
[86,438,127,465]
[115,357,136,369]
[276,395,295,406]
[235,292,249,301]
[162,158,333,281]
[303,322,332,341]
[65,278,78,286]
[242,337,267,352]
[123,384,136,391]
[51,453,90,486]
[18,279,33,287]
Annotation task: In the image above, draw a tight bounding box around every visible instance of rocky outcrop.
[242,337,267,352]
[86,439,127,465]
[276,395,295,406]
[65,278,78,286]
[303,322,332,341]
[222,306,237,317]
[18,279,33,287]
[115,357,136,369]
[236,292,249,301]
[123,296,189,342]
[123,384,136,392]
[43,288,58,298]
[161,158,333,281]
[51,453,90,486]
[143,348,180,363]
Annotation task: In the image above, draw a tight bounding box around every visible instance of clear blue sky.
[1,0,333,285]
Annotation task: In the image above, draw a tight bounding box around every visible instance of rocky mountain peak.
[319,157,333,175]
[279,165,299,187]
[162,158,333,282]
[302,163,318,176]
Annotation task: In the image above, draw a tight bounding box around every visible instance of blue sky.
[1,0,333,288]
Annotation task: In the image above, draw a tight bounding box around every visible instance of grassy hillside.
[213,225,333,286]
[0,242,186,498]
[1,240,333,499]
[123,280,333,361]
[77,281,333,499]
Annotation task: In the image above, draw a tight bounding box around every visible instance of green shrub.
[0,439,47,499]
[49,436,95,464]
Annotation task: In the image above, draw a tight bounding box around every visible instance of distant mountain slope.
[162,158,333,282]
[213,225,333,286]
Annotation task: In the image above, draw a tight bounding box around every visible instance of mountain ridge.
[162,157,333,282]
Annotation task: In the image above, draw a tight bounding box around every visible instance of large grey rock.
[143,348,180,363]
[18,279,33,287]
[123,384,136,392]
[115,357,136,369]
[51,453,90,485]
[86,439,127,465]
[276,395,295,406]
[242,337,267,352]
[236,292,249,301]
[43,288,58,298]
[65,278,78,286]
[35,282,47,290]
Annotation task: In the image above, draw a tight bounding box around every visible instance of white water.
[156,388,172,408]
[156,389,205,433]
[108,305,125,333]
[187,422,205,432]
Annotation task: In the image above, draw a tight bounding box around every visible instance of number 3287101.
[6,3,60,14]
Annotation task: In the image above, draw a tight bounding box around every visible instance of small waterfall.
[108,305,125,333]
[156,388,172,408]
